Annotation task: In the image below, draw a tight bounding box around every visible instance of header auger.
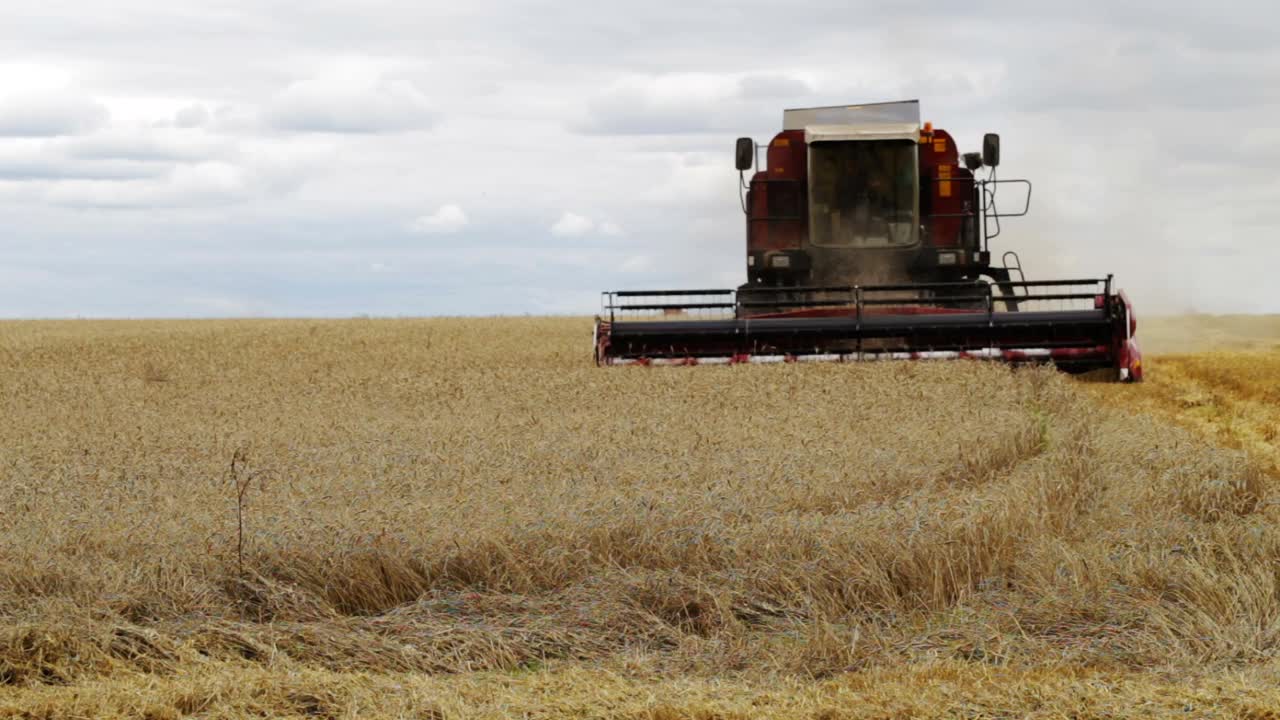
[594,100,1142,381]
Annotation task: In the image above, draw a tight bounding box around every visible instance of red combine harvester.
[594,100,1143,381]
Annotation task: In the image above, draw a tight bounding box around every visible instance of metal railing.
[602,277,1113,324]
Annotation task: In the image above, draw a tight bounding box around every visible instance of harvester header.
[595,100,1143,381]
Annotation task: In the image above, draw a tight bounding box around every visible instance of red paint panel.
[919,129,973,249]
[747,130,806,251]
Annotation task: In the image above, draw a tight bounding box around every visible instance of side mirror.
[982,133,1000,168]
[735,137,754,171]
[962,152,983,171]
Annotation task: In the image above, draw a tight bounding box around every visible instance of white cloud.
[210,104,261,133]
[268,65,436,134]
[620,255,652,273]
[0,140,161,181]
[0,91,109,137]
[59,128,235,163]
[410,204,468,234]
[578,73,740,135]
[0,121,319,210]
[578,71,817,136]
[174,104,210,129]
[41,161,248,208]
[737,73,813,99]
[0,63,76,95]
[550,211,594,237]
[548,214,623,238]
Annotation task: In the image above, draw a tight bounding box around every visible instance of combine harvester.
[594,100,1143,381]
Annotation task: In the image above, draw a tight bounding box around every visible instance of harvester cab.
[594,100,1143,381]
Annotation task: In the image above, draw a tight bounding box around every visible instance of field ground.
[0,315,1277,718]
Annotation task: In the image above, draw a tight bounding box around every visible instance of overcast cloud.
[0,0,1276,317]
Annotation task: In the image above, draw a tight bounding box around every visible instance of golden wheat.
[0,316,1277,718]
[1091,350,1280,474]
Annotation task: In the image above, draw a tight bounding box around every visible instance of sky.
[0,0,1276,317]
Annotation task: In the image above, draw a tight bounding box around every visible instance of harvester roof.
[803,123,920,143]
[782,99,920,131]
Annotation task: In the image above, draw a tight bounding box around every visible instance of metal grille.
[992,279,1109,313]
[603,278,1112,322]
[601,289,736,321]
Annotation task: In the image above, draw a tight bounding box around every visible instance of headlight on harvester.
[937,251,958,266]
[770,255,791,269]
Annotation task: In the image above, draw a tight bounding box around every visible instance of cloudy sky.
[1,1,1275,317]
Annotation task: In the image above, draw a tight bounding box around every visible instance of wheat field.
[0,316,1278,718]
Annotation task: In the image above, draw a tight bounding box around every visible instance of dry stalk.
[227,447,262,575]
